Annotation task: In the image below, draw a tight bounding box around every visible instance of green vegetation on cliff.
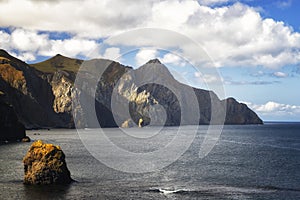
[30,54,83,73]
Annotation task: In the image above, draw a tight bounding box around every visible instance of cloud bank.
[244,101,300,120]
[0,28,99,61]
[0,0,300,69]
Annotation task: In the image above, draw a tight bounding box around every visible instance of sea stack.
[23,140,72,185]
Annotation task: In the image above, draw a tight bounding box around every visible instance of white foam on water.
[158,188,187,194]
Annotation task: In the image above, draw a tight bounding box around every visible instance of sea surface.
[1,123,300,199]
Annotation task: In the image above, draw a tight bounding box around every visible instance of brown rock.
[21,136,31,142]
[121,119,135,128]
[23,140,72,185]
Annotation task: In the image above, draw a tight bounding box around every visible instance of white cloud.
[39,37,99,58]
[1,0,300,68]
[135,48,158,66]
[10,51,36,62]
[194,71,219,83]
[223,79,280,85]
[0,0,154,38]
[0,28,100,61]
[10,29,49,52]
[198,0,232,6]
[107,1,300,69]
[161,53,185,66]
[250,70,289,79]
[102,47,121,61]
[147,0,199,30]
[0,30,11,51]
[251,70,265,77]
[273,71,287,78]
[275,0,292,9]
[244,101,300,118]
[183,3,300,68]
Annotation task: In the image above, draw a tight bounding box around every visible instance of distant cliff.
[0,49,262,129]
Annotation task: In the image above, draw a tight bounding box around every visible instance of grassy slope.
[30,54,83,73]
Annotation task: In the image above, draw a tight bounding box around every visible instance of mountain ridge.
[0,49,263,129]
[30,53,83,73]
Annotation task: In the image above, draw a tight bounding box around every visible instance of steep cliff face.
[51,71,73,113]
[0,92,26,141]
[223,98,263,124]
[0,49,263,129]
[30,54,81,124]
[120,60,242,126]
[0,50,73,128]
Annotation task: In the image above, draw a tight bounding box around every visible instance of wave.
[148,188,195,195]
[158,188,189,194]
[147,185,300,196]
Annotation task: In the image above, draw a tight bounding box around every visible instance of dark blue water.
[0,123,300,199]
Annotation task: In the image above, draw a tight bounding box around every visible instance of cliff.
[0,92,26,141]
[0,50,73,129]
[0,49,262,128]
[223,97,263,124]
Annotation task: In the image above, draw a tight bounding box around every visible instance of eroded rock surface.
[23,140,72,185]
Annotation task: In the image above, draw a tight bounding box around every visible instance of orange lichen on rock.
[23,140,72,185]
[0,63,26,90]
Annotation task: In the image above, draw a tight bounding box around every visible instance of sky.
[0,0,299,121]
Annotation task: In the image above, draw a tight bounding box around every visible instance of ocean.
[0,123,300,199]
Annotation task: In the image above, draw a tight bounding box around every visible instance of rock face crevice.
[23,140,72,185]
[0,49,263,128]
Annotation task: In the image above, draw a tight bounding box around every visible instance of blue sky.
[0,0,299,121]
